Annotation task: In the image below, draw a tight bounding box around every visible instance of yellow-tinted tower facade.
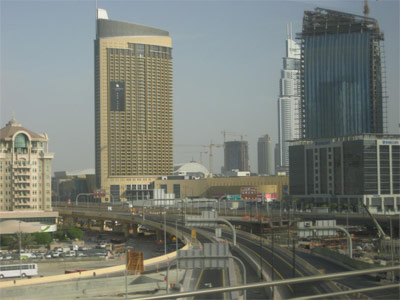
[95,9,173,202]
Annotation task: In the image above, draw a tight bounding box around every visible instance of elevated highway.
[55,206,345,299]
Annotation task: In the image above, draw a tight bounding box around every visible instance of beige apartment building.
[95,9,173,202]
[0,116,54,211]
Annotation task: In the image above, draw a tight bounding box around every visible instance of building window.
[173,184,180,199]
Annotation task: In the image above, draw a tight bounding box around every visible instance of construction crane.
[221,130,248,172]
[362,204,389,241]
[174,143,223,174]
[221,130,247,143]
[364,0,370,16]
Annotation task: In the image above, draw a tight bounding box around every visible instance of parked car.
[51,252,60,258]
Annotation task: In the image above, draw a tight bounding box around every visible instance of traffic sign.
[126,249,144,271]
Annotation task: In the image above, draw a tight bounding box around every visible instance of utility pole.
[19,221,22,278]
[271,227,275,299]
[259,215,263,280]
[292,238,296,278]
[390,218,394,282]
[164,210,167,255]
[176,219,179,287]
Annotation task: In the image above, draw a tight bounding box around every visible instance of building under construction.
[223,141,249,174]
[298,8,387,139]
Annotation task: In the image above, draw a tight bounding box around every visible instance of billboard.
[265,193,277,202]
[110,81,125,111]
[126,250,144,271]
[94,189,106,198]
[240,187,257,200]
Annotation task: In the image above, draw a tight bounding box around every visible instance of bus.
[0,264,38,279]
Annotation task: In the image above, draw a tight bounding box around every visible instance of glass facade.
[304,33,371,139]
[300,9,385,140]
[224,141,249,173]
[289,136,399,199]
[393,146,400,194]
[173,184,180,199]
[289,145,306,195]
[379,145,390,194]
[343,140,364,195]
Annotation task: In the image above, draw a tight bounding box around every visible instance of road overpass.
[54,205,351,299]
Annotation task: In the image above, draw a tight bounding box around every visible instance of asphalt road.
[233,231,336,298]
[296,250,400,300]
[193,268,226,300]
[165,218,269,299]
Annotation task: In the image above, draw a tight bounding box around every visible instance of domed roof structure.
[174,162,209,177]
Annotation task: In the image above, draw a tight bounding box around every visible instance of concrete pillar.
[100,220,105,232]
[123,224,129,238]
[156,230,163,241]
[131,224,138,237]
[88,219,92,230]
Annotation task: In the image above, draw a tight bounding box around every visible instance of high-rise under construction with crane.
[224,141,249,174]
[298,8,387,139]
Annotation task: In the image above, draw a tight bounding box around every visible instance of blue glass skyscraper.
[299,8,386,139]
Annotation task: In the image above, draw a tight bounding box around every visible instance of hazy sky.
[1,0,399,173]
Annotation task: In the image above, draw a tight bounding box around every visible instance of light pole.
[164,208,167,255]
[75,193,93,206]
[175,220,179,287]
[18,221,22,278]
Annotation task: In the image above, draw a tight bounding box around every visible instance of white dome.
[174,162,209,177]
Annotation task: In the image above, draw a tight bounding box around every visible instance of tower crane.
[174,143,223,174]
[221,130,247,143]
[221,130,248,172]
[364,0,370,16]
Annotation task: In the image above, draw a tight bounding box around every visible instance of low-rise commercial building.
[289,134,400,214]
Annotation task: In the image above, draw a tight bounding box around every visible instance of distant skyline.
[1,0,399,173]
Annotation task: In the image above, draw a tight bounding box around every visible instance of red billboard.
[265,193,277,202]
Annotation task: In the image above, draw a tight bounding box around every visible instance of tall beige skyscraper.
[95,9,173,202]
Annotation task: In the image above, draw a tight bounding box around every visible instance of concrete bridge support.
[87,219,92,230]
[99,220,105,232]
[130,224,138,237]
[123,224,129,238]
[156,229,163,241]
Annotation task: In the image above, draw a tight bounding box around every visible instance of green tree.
[66,227,83,240]
[1,235,15,248]
[7,233,36,251]
[33,232,52,245]
[53,231,67,241]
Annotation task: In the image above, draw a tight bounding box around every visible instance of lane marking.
[222,268,227,300]
[237,234,325,296]
[191,269,204,300]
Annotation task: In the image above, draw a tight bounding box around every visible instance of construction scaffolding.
[297,7,387,139]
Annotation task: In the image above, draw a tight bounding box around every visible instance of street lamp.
[18,221,22,278]
[75,193,93,206]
